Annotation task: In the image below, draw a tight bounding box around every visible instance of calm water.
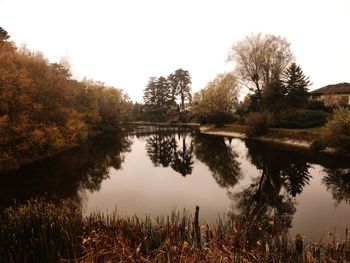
[1,126,350,242]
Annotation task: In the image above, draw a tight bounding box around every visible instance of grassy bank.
[0,199,349,262]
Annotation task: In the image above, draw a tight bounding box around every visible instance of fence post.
[194,206,201,247]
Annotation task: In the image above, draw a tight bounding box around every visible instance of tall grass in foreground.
[0,198,83,263]
[0,198,349,262]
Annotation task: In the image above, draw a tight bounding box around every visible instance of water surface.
[1,126,349,242]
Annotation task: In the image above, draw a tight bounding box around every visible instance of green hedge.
[279,110,329,128]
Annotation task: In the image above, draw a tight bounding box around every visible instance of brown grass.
[1,199,349,263]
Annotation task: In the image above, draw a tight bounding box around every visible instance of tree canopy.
[192,73,240,126]
[143,68,192,122]
[168,68,192,112]
[0,27,131,170]
[228,33,293,108]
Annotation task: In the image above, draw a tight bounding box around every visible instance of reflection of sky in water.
[82,134,350,242]
[83,137,232,222]
[1,129,348,243]
[293,165,350,241]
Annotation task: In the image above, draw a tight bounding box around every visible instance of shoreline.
[127,121,200,128]
[199,124,350,158]
[199,126,311,149]
[0,129,118,174]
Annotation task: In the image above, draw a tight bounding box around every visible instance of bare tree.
[228,33,293,106]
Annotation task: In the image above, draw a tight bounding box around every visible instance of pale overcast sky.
[0,0,349,102]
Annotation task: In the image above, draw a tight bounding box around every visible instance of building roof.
[310,82,350,95]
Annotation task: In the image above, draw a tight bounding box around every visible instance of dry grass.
[1,199,349,263]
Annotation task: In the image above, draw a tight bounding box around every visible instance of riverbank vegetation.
[0,27,132,171]
[312,108,350,153]
[1,198,349,262]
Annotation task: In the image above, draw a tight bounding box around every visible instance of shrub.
[278,110,329,128]
[309,139,327,152]
[196,112,236,127]
[307,100,332,112]
[245,113,268,136]
[323,108,350,152]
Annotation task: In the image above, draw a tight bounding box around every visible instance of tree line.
[139,33,316,128]
[0,27,131,170]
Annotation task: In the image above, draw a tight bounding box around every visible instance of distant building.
[310,82,350,107]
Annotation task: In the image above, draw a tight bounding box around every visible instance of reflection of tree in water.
[0,132,132,211]
[230,140,312,240]
[171,133,194,176]
[323,168,350,205]
[78,134,132,192]
[193,134,241,188]
[145,132,177,167]
[144,130,194,176]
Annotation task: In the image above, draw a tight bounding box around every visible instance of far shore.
[199,124,350,158]
[127,121,200,127]
[200,124,311,149]
[128,121,318,149]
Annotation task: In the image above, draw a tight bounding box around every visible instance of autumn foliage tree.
[192,73,240,126]
[0,27,131,170]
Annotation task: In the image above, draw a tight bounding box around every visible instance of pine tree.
[143,76,172,121]
[284,63,311,108]
[168,69,192,112]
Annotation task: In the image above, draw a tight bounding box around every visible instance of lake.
[1,125,349,242]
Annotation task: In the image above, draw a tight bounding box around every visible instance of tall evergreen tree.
[143,77,158,119]
[283,63,311,108]
[143,76,172,121]
[168,69,192,112]
[263,77,286,112]
[155,76,172,110]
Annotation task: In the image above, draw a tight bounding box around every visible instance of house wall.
[319,94,350,106]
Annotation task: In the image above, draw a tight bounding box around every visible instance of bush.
[245,113,268,136]
[307,100,332,112]
[278,110,329,128]
[323,108,350,152]
[309,139,327,152]
[196,112,236,127]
